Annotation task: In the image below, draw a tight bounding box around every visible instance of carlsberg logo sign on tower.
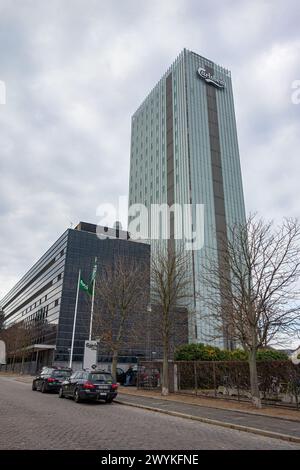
[197,67,225,89]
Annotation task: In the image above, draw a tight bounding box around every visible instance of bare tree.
[151,247,194,396]
[0,309,4,332]
[0,321,32,371]
[200,215,300,407]
[92,257,149,381]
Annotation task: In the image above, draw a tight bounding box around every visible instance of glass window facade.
[128,49,246,347]
[1,225,151,365]
[56,227,150,363]
[1,230,68,348]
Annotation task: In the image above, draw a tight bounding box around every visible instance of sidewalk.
[118,386,300,421]
[0,372,33,383]
[117,387,300,443]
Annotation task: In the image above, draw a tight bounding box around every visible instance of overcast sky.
[0,0,299,298]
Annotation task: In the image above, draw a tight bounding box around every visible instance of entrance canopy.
[26,344,55,352]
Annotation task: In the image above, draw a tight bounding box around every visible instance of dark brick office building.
[0,223,151,371]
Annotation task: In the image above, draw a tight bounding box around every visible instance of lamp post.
[146,304,152,361]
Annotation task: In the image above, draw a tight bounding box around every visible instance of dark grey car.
[32,367,72,393]
[59,370,118,403]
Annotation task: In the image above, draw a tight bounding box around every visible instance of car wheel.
[41,382,46,393]
[32,382,37,391]
[58,387,64,398]
[74,389,82,403]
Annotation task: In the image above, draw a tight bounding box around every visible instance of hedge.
[174,343,289,362]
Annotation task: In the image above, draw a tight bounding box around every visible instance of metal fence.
[137,360,300,409]
[176,360,300,408]
[0,359,37,375]
[137,361,164,390]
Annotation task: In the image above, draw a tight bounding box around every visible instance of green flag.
[79,278,90,293]
[79,258,97,295]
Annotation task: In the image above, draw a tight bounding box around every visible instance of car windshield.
[90,373,112,383]
[52,370,71,378]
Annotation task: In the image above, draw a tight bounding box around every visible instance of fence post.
[236,369,240,401]
[294,379,299,410]
[194,361,198,396]
[213,362,217,397]
[174,363,178,392]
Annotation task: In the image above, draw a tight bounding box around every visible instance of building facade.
[128,49,246,347]
[0,223,151,371]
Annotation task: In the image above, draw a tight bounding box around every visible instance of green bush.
[256,349,288,361]
[175,343,230,361]
[174,343,289,362]
[228,349,248,361]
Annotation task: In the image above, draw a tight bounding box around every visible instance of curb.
[115,400,300,444]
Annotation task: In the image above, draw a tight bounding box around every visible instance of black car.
[58,369,118,403]
[32,367,72,393]
[116,367,126,385]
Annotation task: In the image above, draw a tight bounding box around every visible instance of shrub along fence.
[137,360,300,409]
[176,360,300,408]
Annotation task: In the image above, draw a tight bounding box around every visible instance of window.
[52,370,71,379]
[90,373,112,383]
[55,299,59,307]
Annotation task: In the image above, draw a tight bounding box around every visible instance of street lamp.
[146,304,152,361]
[151,351,157,361]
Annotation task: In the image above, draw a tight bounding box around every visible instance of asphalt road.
[0,376,299,450]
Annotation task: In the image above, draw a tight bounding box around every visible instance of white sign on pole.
[0,340,6,364]
[83,340,98,370]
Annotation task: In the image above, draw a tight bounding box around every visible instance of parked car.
[58,369,118,403]
[124,365,138,386]
[32,367,72,393]
[116,367,126,385]
[138,367,160,388]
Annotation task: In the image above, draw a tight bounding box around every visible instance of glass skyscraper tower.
[128,49,246,347]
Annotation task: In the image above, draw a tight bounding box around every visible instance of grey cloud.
[0,0,299,297]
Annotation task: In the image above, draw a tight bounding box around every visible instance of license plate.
[99,392,107,396]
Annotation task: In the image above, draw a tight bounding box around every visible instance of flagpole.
[69,269,81,369]
[89,278,95,341]
[88,257,97,341]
